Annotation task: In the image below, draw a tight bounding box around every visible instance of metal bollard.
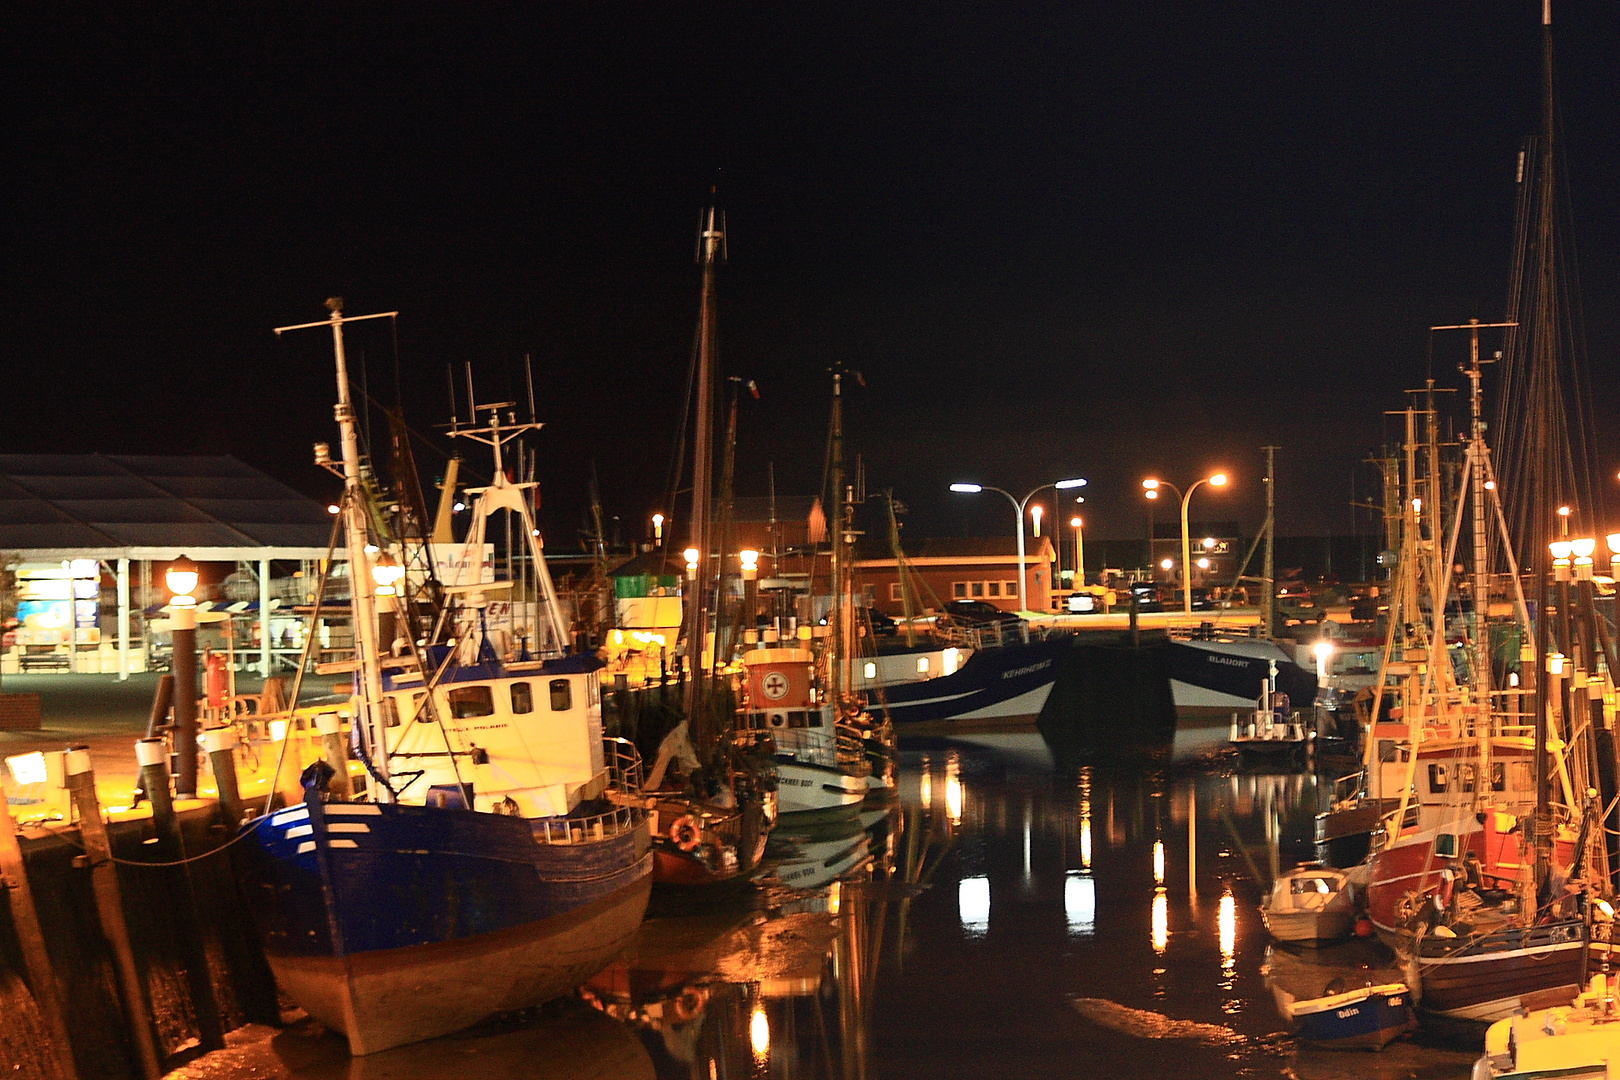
[202,727,244,826]
[316,712,353,800]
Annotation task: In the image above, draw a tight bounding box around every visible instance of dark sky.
[7,3,1617,549]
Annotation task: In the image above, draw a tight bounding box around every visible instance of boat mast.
[1261,445,1277,638]
[275,298,398,798]
[683,204,724,747]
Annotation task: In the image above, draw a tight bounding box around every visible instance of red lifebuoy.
[670,814,702,852]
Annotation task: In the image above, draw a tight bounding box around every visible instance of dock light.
[1161,558,1174,571]
[1030,505,1043,537]
[1550,540,1573,582]
[750,1004,770,1061]
[652,513,664,542]
[165,555,199,605]
[327,503,341,515]
[683,547,700,573]
[371,553,404,597]
[739,548,759,582]
[950,483,983,493]
[1572,538,1596,580]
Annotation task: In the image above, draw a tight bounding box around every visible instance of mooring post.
[63,749,162,1080]
[202,727,245,825]
[316,713,353,800]
[1129,592,1141,649]
[134,739,179,857]
[0,794,80,1080]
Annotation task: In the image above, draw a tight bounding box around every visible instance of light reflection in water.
[919,766,932,812]
[749,1004,769,1062]
[1064,871,1095,937]
[1079,767,1093,870]
[1218,891,1237,970]
[1151,889,1168,953]
[945,756,963,825]
[1152,839,1165,885]
[959,875,990,935]
[827,879,841,915]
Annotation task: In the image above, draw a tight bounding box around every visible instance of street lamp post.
[1142,473,1229,620]
[165,555,200,797]
[1069,516,1085,587]
[951,478,1087,613]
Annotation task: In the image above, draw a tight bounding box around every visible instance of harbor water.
[181,735,1481,1079]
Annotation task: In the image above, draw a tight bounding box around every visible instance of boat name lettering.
[1335,1007,1361,1019]
[1001,659,1053,680]
[1207,655,1251,668]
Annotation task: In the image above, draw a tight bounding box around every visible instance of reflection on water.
[244,735,1480,1079]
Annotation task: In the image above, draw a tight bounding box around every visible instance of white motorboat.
[1261,863,1355,944]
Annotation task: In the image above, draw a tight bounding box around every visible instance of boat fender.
[671,814,702,851]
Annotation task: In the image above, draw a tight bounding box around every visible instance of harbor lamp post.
[166,555,200,797]
[951,478,1087,614]
[1070,516,1085,587]
[1142,473,1229,619]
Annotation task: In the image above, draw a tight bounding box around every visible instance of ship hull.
[239,799,653,1054]
[870,636,1067,735]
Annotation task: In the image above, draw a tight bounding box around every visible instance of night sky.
[8,3,1617,551]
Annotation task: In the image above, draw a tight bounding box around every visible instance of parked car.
[860,607,898,638]
[1065,585,1116,614]
[938,599,1023,629]
[1128,583,1171,612]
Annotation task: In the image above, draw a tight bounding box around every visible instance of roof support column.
[259,556,271,679]
[117,557,130,681]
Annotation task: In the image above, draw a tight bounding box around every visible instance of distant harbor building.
[855,536,1058,615]
[1149,520,1242,589]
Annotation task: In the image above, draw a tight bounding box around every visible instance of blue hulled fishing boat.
[238,301,651,1054]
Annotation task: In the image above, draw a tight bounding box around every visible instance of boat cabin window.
[510,682,533,715]
[1457,763,1507,793]
[448,685,495,719]
[1428,764,1448,793]
[549,678,572,712]
[1290,877,1332,895]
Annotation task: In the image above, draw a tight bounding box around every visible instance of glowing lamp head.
[1070,516,1082,528]
[1202,537,1217,550]
[652,513,664,540]
[1160,558,1174,571]
[1571,537,1595,559]
[1549,540,1572,561]
[1144,489,1158,500]
[1313,640,1335,661]
[1608,533,1620,557]
[950,483,983,493]
[1484,480,1496,491]
[165,555,199,601]
[683,547,700,571]
[1196,557,1210,569]
[1141,478,1160,491]
[739,549,760,572]
[1558,505,1572,518]
[1208,473,1228,487]
[327,504,341,515]
[1055,477,1088,490]
[371,553,404,596]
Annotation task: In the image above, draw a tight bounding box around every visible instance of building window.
[953,582,968,599]
[549,678,573,712]
[986,582,1001,597]
[1005,581,1018,596]
[971,582,985,598]
[890,583,903,601]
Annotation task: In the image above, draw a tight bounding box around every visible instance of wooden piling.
[134,740,178,856]
[63,749,161,1080]
[202,727,244,826]
[315,712,353,800]
[0,793,80,1080]
[143,676,174,740]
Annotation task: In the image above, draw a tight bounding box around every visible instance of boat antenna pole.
[683,202,724,749]
[275,298,399,800]
[1262,445,1277,638]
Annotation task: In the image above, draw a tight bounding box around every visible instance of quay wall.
[0,801,277,1080]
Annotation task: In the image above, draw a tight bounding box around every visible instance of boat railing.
[532,800,643,845]
[602,735,646,792]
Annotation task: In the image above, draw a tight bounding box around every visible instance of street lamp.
[951,477,1087,613]
[165,555,200,797]
[1070,516,1085,587]
[652,513,665,546]
[1142,473,1229,619]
